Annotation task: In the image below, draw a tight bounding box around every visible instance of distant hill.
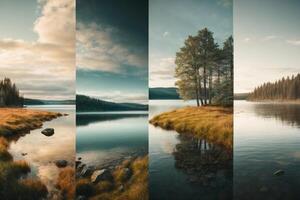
[149,87,181,100]
[24,98,75,105]
[234,93,249,100]
[76,95,148,112]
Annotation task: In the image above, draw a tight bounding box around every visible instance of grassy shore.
[150,106,233,150]
[0,108,62,137]
[0,108,63,199]
[77,156,148,200]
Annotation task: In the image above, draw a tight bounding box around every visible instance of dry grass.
[0,108,62,136]
[150,106,233,150]
[78,156,148,200]
[56,166,75,200]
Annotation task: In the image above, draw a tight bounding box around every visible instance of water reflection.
[173,135,232,193]
[76,113,148,126]
[253,103,300,127]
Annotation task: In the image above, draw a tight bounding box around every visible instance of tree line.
[175,28,233,107]
[0,78,24,107]
[248,74,300,101]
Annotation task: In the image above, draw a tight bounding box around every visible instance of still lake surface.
[149,100,233,200]
[76,111,148,168]
[234,100,300,200]
[8,105,75,197]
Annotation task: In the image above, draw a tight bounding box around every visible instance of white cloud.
[0,0,75,100]
[286,39,300,46]
[262,35,277,41]
[76,23,146,73]
[163,31,169,37]
[243,37,250,43]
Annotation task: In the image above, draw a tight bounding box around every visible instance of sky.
[0,0,75,100]
[76,0,148,103]
[235,0,300,93]
[149,0,233,88]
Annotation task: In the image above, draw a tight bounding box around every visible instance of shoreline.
[246,100,300,104]
[0,108,65,199]
[150,106,233,150]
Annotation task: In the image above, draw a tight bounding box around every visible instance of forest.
[0,78,24,107]
[175,28,233,107]
[248,74,300,101]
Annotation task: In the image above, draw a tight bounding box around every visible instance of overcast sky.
[0,0,75,100]
[149,0,233,88]
[76,0,148,103]
[234,0,300,93]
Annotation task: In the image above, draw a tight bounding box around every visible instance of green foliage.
[248,74,300,101]
[175,28,233,106]
[0,78,24,107]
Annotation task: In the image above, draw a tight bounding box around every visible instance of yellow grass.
[150,106,233,150]
[56,166,75,200]
[0,108,62,136]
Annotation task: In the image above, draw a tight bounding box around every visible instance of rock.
[273,170,284,176]
[80,166,94,177]
[55,160,68,168]
[122,168,132,181]
[21,153,27,156]
[76,161,82,168]
[41,128,54,136]
[78,157,82,160]
[76,196,87,200]
[90,169,112,184]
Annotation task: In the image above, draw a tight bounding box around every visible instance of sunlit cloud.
[77,23,146,73]
[286,39,300,46]
[0,0,75,100]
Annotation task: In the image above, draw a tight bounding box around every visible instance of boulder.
[55,160,68,168]
[273,170,284,176]
[80,166,94,177]
[90,169,112,184]
[41,128,54,136]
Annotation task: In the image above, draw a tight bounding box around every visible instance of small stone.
[55,160,68,168]
[41,128,54,136]
[21,153,27,156]
[78,157,82,160]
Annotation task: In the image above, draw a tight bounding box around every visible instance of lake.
[76,111,148,168]
[234,100,300,200]
[149,100,233,200]
[8,105,75,198]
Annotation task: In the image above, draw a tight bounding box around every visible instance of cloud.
[76,23,146,73]
[217,0,232,7]
[0,0,75,100]
[286,39,300,46]
[163,31,170,37]
[262,35,277,41]
[243,37,250,43]
[150,57,177,87]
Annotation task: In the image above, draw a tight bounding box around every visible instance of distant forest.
[0,78,24,107]
[248,74,300,101]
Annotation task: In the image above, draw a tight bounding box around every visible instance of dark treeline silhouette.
[248,74,300,101]
[175,28,233,106]
[0,78,24,107]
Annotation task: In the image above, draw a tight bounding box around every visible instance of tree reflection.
[173,134,232,192]
[253,103,300,127]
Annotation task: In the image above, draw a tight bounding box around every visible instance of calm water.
[149,100,233,200]
[234,100,300,200]
[8,105,75,197]
[76,112,148,168]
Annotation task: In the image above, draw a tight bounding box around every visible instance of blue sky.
[76,0,148,103]
[149,0,233,87]
[235,0,300,93]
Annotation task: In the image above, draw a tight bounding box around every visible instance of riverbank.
[0,108,64,199]
[0,108,62,137]
[76,156,148,200]
[150,106,233,150]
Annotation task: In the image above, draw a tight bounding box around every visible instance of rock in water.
[91,169,112,184]
[273,170,284,176]
[41,128,54,136]
[55,160,68,168]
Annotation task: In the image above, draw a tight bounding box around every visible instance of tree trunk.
[203,66,207,105]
